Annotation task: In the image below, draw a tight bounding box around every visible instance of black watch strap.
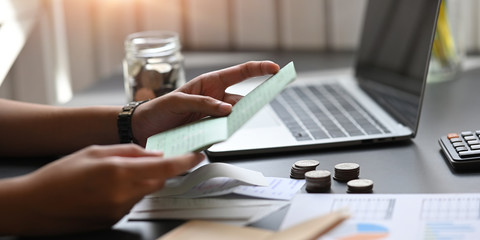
[117,100,149,143]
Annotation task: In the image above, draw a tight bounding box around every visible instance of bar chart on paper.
[420,197,480,240]
[326,198,393,240]
[331,198,395,220]
[280,194,480,240]
[420,197,480,220]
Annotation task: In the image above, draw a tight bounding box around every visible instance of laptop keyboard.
[270,84,391,141]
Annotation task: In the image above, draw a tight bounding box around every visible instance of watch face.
[123,101,141,113]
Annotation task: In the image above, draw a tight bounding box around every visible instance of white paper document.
[129,198,289,226]
[147,163,304,200]
[151,176,304,200]
[131,198,286,212]
[280,193,480,239]
[129,177,304,224]
[129,163,304,225]
[148,163,269,198]
[229,177,305,200]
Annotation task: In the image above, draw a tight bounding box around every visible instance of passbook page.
[227,61,296,136]
[146,62,296,157]
[146,117,228,157]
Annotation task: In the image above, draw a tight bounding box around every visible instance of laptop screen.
[355,0,441,136]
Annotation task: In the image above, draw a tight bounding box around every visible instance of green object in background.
[146,62,297,157]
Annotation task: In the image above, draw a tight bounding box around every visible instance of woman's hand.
[0,144,204,235]
[132,61,280,146]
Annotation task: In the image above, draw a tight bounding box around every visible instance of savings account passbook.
[146,62,296,157]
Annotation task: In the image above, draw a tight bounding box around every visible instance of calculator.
[439,131,480,170]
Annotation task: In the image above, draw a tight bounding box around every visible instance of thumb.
[172,93,232,117]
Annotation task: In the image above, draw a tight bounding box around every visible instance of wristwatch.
[117,100,149,143]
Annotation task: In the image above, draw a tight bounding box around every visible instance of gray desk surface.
[2,52,480,239]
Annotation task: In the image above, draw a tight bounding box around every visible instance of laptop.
[206,0,441,157]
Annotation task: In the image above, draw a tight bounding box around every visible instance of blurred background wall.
[1,0,480,104]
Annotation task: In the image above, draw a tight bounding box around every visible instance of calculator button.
[471,145,480,150]
[450,138,462,143]
[468,140,480,145]
[456,147,468,152]
[447,133,459,139]
[461,131,474,136]
[476,130,480,135]
[459,150,480,157]
[453,142,465,147]
[464,136,477,141]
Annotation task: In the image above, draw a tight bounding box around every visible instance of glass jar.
[123,31,185,102]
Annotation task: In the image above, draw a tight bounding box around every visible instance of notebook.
[206,0,442,157]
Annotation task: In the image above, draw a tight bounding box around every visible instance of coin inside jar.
[123,31,185,102]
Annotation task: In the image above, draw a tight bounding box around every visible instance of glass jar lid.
[125,31,181,58]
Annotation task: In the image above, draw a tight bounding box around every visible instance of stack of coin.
[305,170,331,193]
[347,179,374,193]
[290,160,320,179]
[334,163,360,182]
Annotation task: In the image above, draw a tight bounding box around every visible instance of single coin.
[291,165,309,172]
[305,170,331,179]
[335,163,360,170]
[334,176,359,182]
[294,160,320,168]
[306,186,331,193]
[290,174,306,179]
[347,179,374,193]
[347,179,373,187]
[347,179,373,192]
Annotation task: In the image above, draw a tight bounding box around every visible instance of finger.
[223,93,243,106]
[159,152,206,178]
[84,144,163,158]
[124,153,205,196]
[208,61,280,88]
[123,152,205,181]
[133,178,167,196]
[170,93,233,117]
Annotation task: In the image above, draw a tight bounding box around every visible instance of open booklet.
[146,62,297,157]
